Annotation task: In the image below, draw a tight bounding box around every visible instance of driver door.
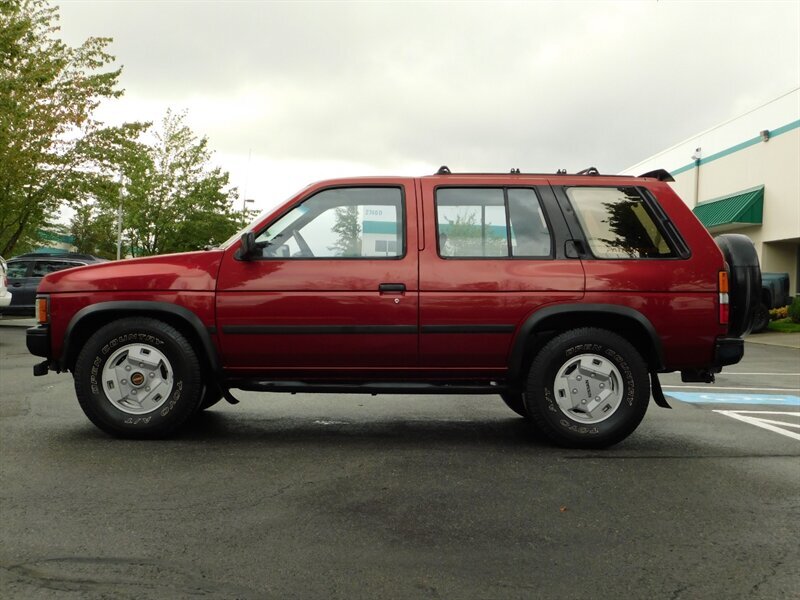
[216,181,418,377]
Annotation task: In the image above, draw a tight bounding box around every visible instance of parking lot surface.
[1,325,798,599]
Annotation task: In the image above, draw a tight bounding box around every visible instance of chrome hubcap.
[101,343,174,414]
[553,353,623,424]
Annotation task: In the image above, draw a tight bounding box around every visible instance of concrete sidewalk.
[746,330,800,349]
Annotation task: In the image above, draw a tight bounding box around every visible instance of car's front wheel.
[74,317,203,438]
[525,328,650,448]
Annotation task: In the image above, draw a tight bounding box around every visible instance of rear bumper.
[681,337,744,383]
[714,337,744,368]
[26,325,50,358]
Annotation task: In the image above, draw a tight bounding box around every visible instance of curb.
[0,318,36,328]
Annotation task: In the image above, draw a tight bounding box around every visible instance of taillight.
[718,271,729,325]
[35,296,49,325]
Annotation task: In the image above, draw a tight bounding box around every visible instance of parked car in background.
[1,253,106,316]
[0,256,11,310]
[751,272,791,332]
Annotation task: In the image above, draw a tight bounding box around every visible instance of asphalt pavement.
[0,325,798,599]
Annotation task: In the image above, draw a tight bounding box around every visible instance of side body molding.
[507,303,666,382]
[61,301,221,375]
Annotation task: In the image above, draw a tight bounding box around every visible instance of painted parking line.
[714,410,800,441]
[663,386,800,392]
[665,392,800,405]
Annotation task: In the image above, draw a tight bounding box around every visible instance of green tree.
[0,0,138,256]
[80,109,240,257]
[330,205,362,257]
[70,202,118,259]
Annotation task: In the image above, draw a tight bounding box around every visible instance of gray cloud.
[57,0,799,174]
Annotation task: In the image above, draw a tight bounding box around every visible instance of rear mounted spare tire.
[715,234,761,338]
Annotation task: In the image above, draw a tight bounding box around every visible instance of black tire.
[525,328,650,449]
[750,303,770,333]
[715,234,761,337]
[500,392,527,418]
[74,317,203,438]
[198,386,223,411]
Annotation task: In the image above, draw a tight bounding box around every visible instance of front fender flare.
[61,301,221,377]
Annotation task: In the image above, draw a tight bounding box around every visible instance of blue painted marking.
[667,392,800,406]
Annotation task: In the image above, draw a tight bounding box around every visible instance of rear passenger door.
[418,177,585,373]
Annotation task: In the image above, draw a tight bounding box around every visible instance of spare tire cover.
[715,234,761,338]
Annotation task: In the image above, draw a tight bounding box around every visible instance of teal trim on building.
[670,119,800,177]
[362,220,398,235]
[37,229,75,244]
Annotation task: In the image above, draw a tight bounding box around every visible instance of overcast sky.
[56,0,800,214]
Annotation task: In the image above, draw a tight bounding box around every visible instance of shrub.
[788,297,800,324]
[769,306,788,321]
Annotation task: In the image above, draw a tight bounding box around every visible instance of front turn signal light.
[35,296,49,325]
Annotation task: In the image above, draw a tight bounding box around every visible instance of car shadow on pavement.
[181,410,554,448]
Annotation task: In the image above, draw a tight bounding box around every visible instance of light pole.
[241,198,254,226]
[116,173,124,260]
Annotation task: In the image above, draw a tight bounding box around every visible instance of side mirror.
[237,231,257,260]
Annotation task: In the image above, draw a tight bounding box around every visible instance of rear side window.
[31,261,80,277]
[6,262,30,278]
[566,187,675,259]
[435,187,551,258]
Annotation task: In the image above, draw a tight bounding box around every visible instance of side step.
[229,381,508,395]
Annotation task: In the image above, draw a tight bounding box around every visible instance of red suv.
[27,167,760,447]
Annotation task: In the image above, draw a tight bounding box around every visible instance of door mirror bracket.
[237,232,257,260]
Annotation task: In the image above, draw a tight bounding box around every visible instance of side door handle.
[379,283,405,294]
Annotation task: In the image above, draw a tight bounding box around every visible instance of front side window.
[435,187,551,258]
[255,187,404,259]
[566,187,676,259]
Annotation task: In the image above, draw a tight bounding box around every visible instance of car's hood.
[38,250,225,293]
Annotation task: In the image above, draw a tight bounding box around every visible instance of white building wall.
[622,88,800,296]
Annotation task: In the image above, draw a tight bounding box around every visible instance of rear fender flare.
[507,304,665,383]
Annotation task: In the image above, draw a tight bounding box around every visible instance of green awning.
[693,185,763,230]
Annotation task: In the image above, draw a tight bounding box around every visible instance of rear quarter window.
[566,187,676,259]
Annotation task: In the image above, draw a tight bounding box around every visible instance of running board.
[229,381,508,395]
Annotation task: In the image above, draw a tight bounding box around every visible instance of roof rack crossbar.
[575,167,600,176]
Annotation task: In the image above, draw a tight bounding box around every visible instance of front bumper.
[26,325,50,358]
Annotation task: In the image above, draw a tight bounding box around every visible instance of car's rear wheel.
[525,328,650,448]
[74,317,203,438]
[751,302,770,333]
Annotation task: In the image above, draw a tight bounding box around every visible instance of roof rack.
[434,165,602,177]
[432,165,672,180]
